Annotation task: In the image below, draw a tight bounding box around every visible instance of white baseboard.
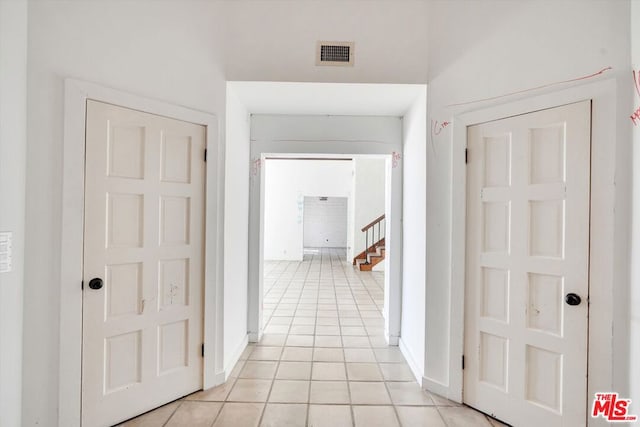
[248,331,262,343]
[385,331,399,346]
[399,338,423,384]
[422,376,453,399]
[223,334,248,381]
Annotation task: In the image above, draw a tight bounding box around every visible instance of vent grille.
[316,41,354,66]
[321,45,350,63]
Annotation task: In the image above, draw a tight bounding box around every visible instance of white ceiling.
[228,81,426,116]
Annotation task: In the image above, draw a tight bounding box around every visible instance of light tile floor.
[120,248,507,427]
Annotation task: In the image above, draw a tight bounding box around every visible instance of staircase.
[353,214,385,271]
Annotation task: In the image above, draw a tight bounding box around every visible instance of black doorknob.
[565,293,581,306]
[88,278,103,290]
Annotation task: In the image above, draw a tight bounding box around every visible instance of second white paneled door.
[82,100,206,426]
[464,101,591,427]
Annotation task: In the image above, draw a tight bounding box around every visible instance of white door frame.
[59,79,223,427]
[251,152,402,346]
[448,79,619,412]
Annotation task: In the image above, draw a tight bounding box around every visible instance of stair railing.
[361,214,385,264]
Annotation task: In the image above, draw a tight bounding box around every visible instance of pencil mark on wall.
[392,151,402,168]
[445,66,613,108]
[429,119,451,158]
[631,70,640,126]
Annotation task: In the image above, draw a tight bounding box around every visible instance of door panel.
[82,100,206,426]
[464,101,591,427]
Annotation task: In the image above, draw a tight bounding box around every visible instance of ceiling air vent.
[316,41,354,66]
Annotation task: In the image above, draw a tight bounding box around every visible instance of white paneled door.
[82,100,206,426]
[464,101,591,426]
[303,196,348,248]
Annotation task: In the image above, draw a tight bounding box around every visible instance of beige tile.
[312,362,347,380]
[258,334,287,347]
[341,326,367,336]
[379,363,415,381]
[264,324,289,334]
[369,336,389,348]
[227,379,272,402]
[269,316,293,325]
[289,325,315,335]
[341,336,370,348]
[309,381,350,404]
[353,405,399,427]
[249,346,282,361]
[260,403,307,427]
[240,346,255,360]
[338,310,360,318]
[313,347,345,362]
[240,361,278,379]
[361,311,382,319]
[276,361,312,380]
[344,348,376,362]
[361,318,382,327]
[268,380,309,403]
[349,381,391,404]
[213,402,264,427]
[186,380,236,402]
[366,327,385,336]
[339,318,363,326]
[315,325,341,335]
[273,309,295,317]
[429,392,462,407]
[286,335,314,347]
[373,348,405,363]
[316,317,340,326]
[281,347,313,361]
[439,406,494,427]
[308,404,352,427]
[314,335,342,347]
[346,363,383,381]
[386,382,434,405]
[292,317,316,325]
[119,401,180,426]
[297,308,318,316]
[395,406,446,427]
[229,360,245,378]
[165,401,223,427]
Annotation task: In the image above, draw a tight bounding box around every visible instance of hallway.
[121,248,504,427]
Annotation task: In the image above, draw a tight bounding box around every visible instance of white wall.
[425,0,631,400]
[0,1,27,426]
[351,157,386,261]
[264,160,352,260]
[223,86,251,374]
[400,90,427,381]
[304,197,348,248]
[629,0,640,414]
[25,2,226,425]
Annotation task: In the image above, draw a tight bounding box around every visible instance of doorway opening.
[226,81,427,385]
[261,156,390,337]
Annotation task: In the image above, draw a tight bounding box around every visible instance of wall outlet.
[0,232,13,273]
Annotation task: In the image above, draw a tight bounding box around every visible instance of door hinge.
[204,149,208,162]
[81,280,84,290]
[465,148,468,164]
[462,355,465,370]
[201,343,205,357]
